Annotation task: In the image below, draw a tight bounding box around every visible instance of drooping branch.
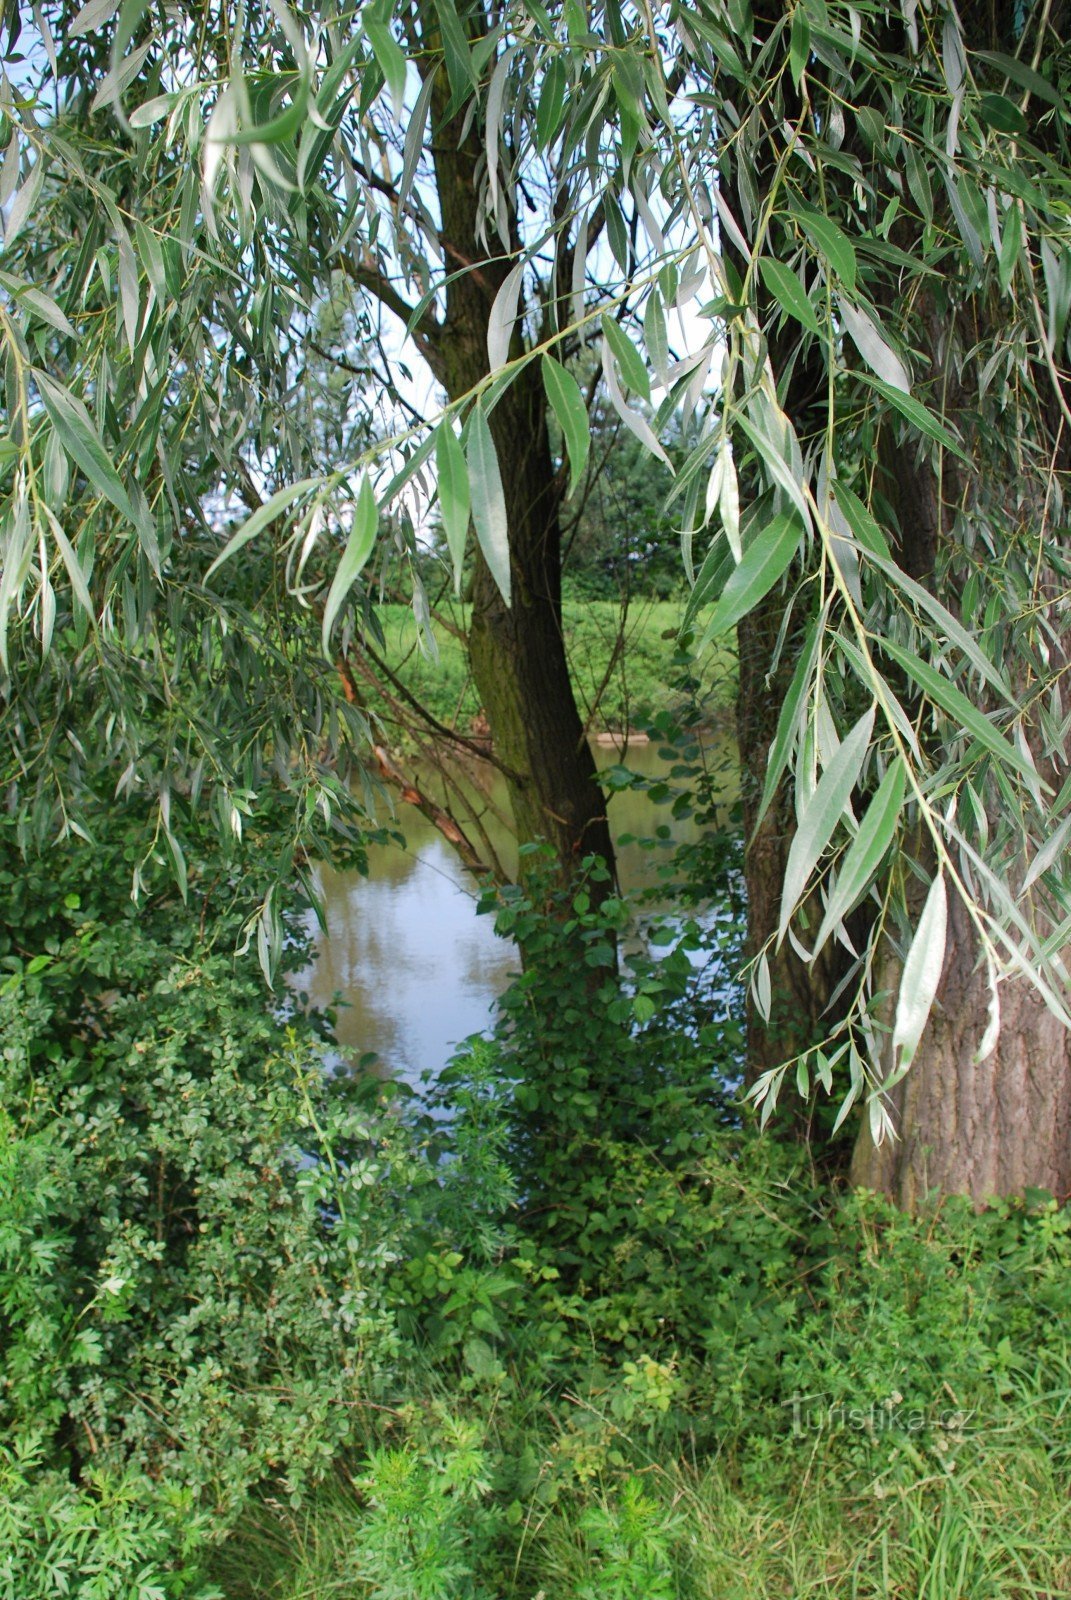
[335,651,497,877]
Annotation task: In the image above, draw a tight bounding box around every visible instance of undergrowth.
[3,745,1070,1598]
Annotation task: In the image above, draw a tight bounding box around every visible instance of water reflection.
[291,736,735,1086]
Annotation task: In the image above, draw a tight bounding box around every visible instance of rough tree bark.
[851,888,1071,1205]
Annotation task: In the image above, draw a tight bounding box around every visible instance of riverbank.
[369,598,736,737]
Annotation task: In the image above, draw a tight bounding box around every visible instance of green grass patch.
[368,598,736,735]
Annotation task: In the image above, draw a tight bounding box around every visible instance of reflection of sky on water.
[290,737,738,1088]
[290,834,518,1089]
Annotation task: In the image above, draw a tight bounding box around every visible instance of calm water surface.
[292,737,735,1086]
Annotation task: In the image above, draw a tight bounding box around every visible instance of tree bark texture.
[851,889,1071,1207]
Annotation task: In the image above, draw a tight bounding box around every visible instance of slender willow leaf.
[601,344,670,466]
[435,421,470,593]
[35,370,138,528]
[857,374,969,461]
[700,510,802,642]
[760,258,821,335]
[467,405,511,605]
[644,288,670,387]
[364,20,406,116]
[230,74,310,145]
[398,65,437,208]
[681,530,732,637]
[487,259,525,374]
[755,620,820,830]
[535,56,567,148]
[602,315,650,400]
[1022,813,1071,894]
[839,298,911,392]
[205,478,320,579]
[734,412,811,526]
[433,0,478,97]
[813,758,907,956]
[798,210,857,290]
[779,706,876,943]
[974,49,1064,108]
[860,545,1012,701]
[880,639,1041,785]
[831,481,891,559]
[542,354,589,499]
[40,503,93,616]
[322,476,378,653]
[893,872,948,1068]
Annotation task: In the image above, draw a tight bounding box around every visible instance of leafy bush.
[0,808,414,1585]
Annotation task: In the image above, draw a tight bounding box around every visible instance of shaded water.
[292,736,735,1086]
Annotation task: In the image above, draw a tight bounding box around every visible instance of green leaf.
[398,64,437,207]
[974,50,1063,109]
[487,259,525,375]
[789,8,810,88]
[433,0,478,98]
[681,530,732,637]
[40,503,94,617]
[893,872,948,1069]
[644,287,670,387]
[435,422,470,593]
[35,370,138,528]
[779,707,875,942]
[999,201,1022,294]
[542,354,590,499]
[0,275,77,338]
[231,73,310,146]
[831,481,891,560]
[860,546,1012,702]
[364,19,407,116]
[535,56,567,149]
[734,412,811,525]
[1022,812,1071,894]
[755,620,820,830]
[813,758,907,956]
[798,210,857,291]
[839,299,911,392]
[880,639,1042,785]
[978,92,1027,134]
[856,374,969,461]
[700,510,802,642]
[467,405,511,606]
[322,476,378,653]
[602,315,650,401]
[760,258,821,336]
[205,478,320,580]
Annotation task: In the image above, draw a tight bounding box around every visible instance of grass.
[207,1176,1071,1599]
[211,1423,1071,1599]
[367,596,736,736]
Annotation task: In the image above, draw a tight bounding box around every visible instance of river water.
[291,736,735,1087]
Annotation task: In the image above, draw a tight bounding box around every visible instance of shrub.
[0,808,414,1583]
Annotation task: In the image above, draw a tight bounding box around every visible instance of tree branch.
[342,255,441,353]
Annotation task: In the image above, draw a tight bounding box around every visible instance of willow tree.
[5,0,1071,1200]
